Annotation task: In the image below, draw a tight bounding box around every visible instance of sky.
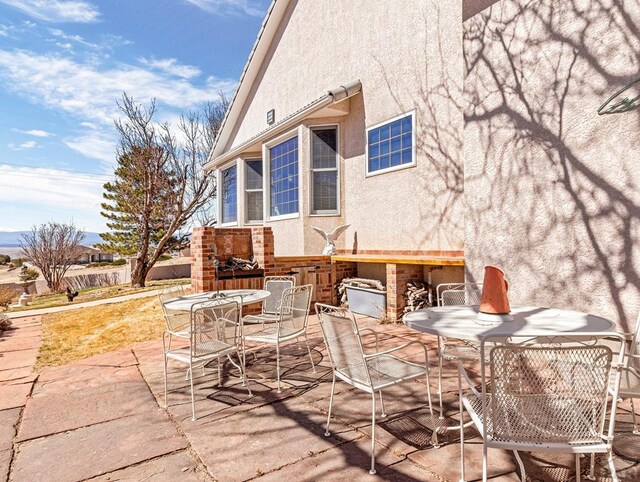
[0,0,270,232]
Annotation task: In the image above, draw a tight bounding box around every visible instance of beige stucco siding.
[224,0,465,255]
[463,0,640,328]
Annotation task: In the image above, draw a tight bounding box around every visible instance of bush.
[21,267,40,281]
[158,255,172,262]
[10,258,24,268]
[0,286,16,309]
[111,258,127,266]
[0,254,10,265]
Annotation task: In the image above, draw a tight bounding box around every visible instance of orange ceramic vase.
[479,266,511,315]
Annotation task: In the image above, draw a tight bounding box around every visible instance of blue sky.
[0,0,270,232]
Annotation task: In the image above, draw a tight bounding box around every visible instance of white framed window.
[365,111,415,176]
[245,159,263,224]
[265,131,300,221]
[218,162,237,225]
[310,125,339,215]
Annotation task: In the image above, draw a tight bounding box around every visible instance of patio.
[3,313,640,481]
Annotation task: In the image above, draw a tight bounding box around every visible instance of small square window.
[366,113,414,175]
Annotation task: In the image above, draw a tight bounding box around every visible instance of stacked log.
[403,280,434,314]
[337,277,386,306]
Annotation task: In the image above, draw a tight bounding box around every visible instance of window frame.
[244,158,264,225]
[217,160,238,226]
[309,124,340,216]
[264,128,302,222]
[365,110,416,177]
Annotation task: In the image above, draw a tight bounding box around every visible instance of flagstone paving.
[2,312,640,481]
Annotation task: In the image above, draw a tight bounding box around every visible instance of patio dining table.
[162,289,271,312]
[403,305,616,340]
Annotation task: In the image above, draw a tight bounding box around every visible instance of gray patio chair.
[435,282,482,415]
[458,332,626,482]
[243,275,296,326]
[163,297,251,421]
[242,284,314,393]
[315,303,434,475]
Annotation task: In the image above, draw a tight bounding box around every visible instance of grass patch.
[36,295,165,369]
[8,279,189,313]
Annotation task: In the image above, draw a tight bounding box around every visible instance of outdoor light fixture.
[267,109,275,125]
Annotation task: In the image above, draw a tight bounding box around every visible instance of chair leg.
[588,453,596,480]
[379,390,386,417]
[189,363,196,421]
[304,333,316,373]
[217,358,222,387]
[575,454,581,482]
[325,373,336,437]
[458,364,466,482]
[438,336,445,418]
[162,333,168,409]
[370,392,377,475]
[513,451,527,482]
[482,441,488,482]
[631,398,639,434]
[608,449,619,482]
[276,343,281,393]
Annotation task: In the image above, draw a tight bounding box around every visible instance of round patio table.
[403,305,616,339]
[162,289,270,312]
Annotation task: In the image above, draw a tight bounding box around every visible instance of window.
[310,126,338,214]
[220,164,237,224]
[245,159,263,223]
[366,112,414,175]
[269,136,298,217]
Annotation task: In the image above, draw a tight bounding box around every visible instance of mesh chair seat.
[441,340,482,361]
[166,339,237,364]
[336,354,427,390]
[463,392,605,448]
[243,325,305,343]
[243,313,280,324]
[619,366,640,397]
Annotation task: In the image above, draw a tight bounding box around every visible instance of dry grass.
[36,296,165,369]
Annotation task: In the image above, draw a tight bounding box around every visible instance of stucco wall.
[224,0,465,255]
[463,0,640,329]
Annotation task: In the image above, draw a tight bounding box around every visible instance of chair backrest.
[189,298,242,358]
[477,333,625,447]
[629,311,640,372]
[158,285,185,313]
[159,285,188,331]
[315,303,371,388]
[263,276,296,314]
[278,284,312,333]
[436,282,482,307]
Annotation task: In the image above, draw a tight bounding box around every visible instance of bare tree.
[99,92,227,287]
[20,222,85,292]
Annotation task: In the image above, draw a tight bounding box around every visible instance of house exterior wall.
[218,0,465,257]
[463,0,640,329]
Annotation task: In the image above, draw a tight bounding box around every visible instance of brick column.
[251,227,275,275]
[386,263,423,321]
[191,226,216,293]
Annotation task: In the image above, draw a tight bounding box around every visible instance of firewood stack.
[337,278,386,306]
[403,280,434,314]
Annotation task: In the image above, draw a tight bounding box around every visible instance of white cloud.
[0,165,106,215]
[48,27,99,49]
[63,130,115,164]
[139,57,201,79]
[0,0,100,23]
[8,140,38,149]
[185,0,266,17]
[0,49,236,125]
[12,128,55,137]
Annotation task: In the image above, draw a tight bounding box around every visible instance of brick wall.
[386,263,423,321]
[332,261,358,305]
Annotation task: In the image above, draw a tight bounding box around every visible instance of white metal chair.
[435,282,483,415]
[618,311,640,434]
[315,303,434,475]
[163,297,251,420]
[242,284,315,392]
[243,275,296,326]
[458,332,626,482]
[159,285,190,350]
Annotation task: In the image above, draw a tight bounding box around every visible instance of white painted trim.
[308,124,340,216]
[264,127,302,222]
[365,110,417,178]
[244,157,264,224]
[216,160,239,225]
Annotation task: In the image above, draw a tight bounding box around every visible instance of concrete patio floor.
[2,314,640,481]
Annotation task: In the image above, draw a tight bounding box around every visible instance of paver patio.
[2,313,640,481]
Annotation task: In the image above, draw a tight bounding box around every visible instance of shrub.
[0,286,16,309]
[158,255,172,262]
[10,258,24,268]
[111,258,127,266]
[0,254,10,265]
[21,267,40,281]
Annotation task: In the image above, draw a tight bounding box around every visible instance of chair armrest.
[457,359,481,398]
[364,340,430,368]
[358,328,380,354]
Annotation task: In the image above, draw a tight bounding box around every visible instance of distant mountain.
[0,231,104,247]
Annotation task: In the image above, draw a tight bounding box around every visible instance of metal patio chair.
[315,303,434,475]
[435,282,483,415]
[618,311,640,433]
[242,284,314,392]
[163,297,251,421]
[158,285,190,350]
[243,275,296,326]
[458,332,626,482]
